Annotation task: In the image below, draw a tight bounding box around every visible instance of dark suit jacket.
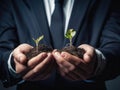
[0,0,120,90]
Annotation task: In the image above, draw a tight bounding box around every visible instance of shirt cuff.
[94,49,106,76]
[7,52,25,84]
[7,52,21,78]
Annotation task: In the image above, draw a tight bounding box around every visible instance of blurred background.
[0,76,120,90]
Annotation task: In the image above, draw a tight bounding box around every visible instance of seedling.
[65,29,76,46]
[32,35,44,52]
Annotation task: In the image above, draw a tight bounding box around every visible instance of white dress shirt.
[44,0,74,34]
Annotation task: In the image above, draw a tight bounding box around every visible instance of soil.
[59,45,85,59]
[25,44,53,60]
[26,44,85,60]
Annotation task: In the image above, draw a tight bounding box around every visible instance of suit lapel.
[63,0,91,47]
[24,0,92,48]
[25,0,52,46]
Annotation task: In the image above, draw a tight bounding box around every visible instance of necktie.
[50,0,64,49]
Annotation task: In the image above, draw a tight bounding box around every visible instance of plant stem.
[36,42,38,52]
[70,38,72,46]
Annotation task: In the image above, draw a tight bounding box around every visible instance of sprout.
[32,35,44,52]
[65,29,76,46]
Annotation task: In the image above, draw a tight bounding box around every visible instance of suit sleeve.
[0,0,22,87]
[96,0,120,81]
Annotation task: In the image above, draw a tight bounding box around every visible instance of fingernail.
[48,52,52,56]
[55,52,59,56]
[61,53,65,57]
[42,53,47,57]
[54,49,57,52]
[61,52,66,57]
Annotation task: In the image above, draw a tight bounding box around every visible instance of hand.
[13,44,54,81]
[52,44,97,81]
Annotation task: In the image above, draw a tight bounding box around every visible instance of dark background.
[0,76,120,90]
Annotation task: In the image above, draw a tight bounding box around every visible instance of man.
[0,0,120,90]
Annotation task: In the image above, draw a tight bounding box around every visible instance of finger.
[23,53,52,80]
[58,63,70,74]
[78,44,95,63]
[83,53,92,63]
[13,44,33,64]
[60,65,87,81]
[61,51,84,65]
[71,68,87,80]
[72,57,94,75]
[53,51,75,71]
[27,52,48,68]
[63,66,88,81]
[60,68,80,81]
[27,71,50,81]
[60,51,90,72]
[65,71,85,81]
[29,59,55,81]
[28,60,55,81]
[61,52,88,73]
[13,53,27,64]
[18,44,33,53]
[64,73,78,81]
[78,52,94,73]
[32,53,52,72]
[56,52,89,80]
[14,58,28,74]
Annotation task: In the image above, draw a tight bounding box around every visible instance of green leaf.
[65,29,76,46]
[65,29,76,39]
[32,35,44,47]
